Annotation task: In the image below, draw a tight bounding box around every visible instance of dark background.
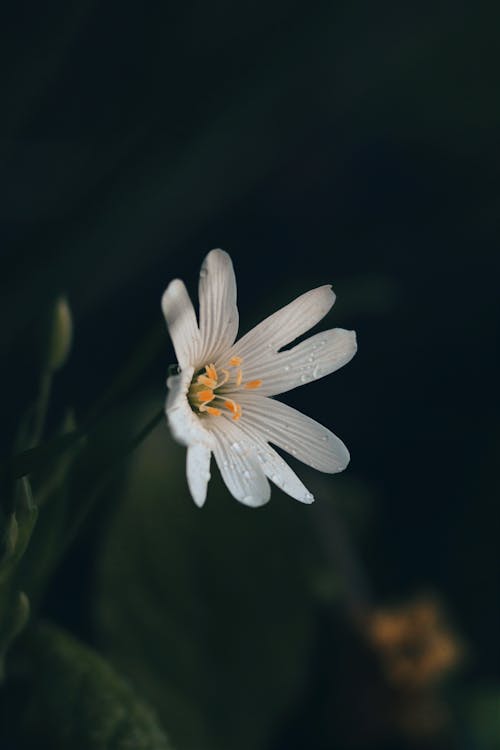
[1,2,499,749]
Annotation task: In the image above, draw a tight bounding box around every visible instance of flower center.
[188,357,262,420]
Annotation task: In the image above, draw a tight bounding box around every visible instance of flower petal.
[241,328,357,396]
[234,419,314,503]
[238,394,350,473]
[186,442,212,507]
[224,285,335,368]
[166,367,214,448]
[161,279,200,368]
[208,417,271,507]
[198,249,239,364]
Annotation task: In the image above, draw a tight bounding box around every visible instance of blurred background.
[1,1,499,748]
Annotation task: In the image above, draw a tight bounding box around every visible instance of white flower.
[162,249,357,508]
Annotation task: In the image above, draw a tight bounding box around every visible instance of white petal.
[234,419,314,503]
[198,249,239,364]
[208,417,271,507]
[238,395,350,473]
[224,285,335,368]
[186,443,212,507]
[161,279,200,368]
[166,367,214,448]
[242,329,357,396]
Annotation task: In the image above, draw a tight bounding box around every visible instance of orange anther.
[235,368,243,387]
[198,389,214,404]
[244,379,263,389]
[197,374,217,388]
[205,406,221,416]
[229,356,243,367]
[224,399,238,414]
[206,364,217,381]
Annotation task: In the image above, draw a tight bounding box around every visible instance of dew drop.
[304,492,314,502]
[243,470,251,479]
[300,373,313,383]
[284,365,290,372]
[312,365,322,378]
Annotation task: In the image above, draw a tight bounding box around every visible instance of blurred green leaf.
[2,430,82,481]
[462,686,500,749]
[0,478,38,584]
[2,621,172,750]
[94,409,320,750]
[0,479,37,677]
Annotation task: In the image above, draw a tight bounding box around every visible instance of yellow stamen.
[223,399,243,421]
[206,364,217,381]
[197,374,217,388]
[244,379,262,390]
[235,368,243,387]
[204,406,221,416]
[198,389,215,404]
[229,356,243,367]
[217,368,230,387]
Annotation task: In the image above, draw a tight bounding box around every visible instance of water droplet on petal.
[300,373,313,383]
[284,365,290,372]
[312,365,322,378]
[304,492,314,502]
[243,470,251,479]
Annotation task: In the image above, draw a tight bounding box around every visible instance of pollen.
[206,364,218,381]
[244,379,263,390]
[197,374,217,388]
[189,357,261,421]
[224,399,242,420]
[205,406,221,416]
[198,389,215,404]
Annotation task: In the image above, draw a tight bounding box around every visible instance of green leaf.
[0,479,38,675]
[0,478,38,585]
[1,430,82,481]
[2,621,173,750]
[94,414,320,750]
[461,686,500,749]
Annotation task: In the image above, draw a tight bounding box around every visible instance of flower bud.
[46,296,72,372]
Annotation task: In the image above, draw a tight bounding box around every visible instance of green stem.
[60,408,165,560]
[31,371,53,447]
